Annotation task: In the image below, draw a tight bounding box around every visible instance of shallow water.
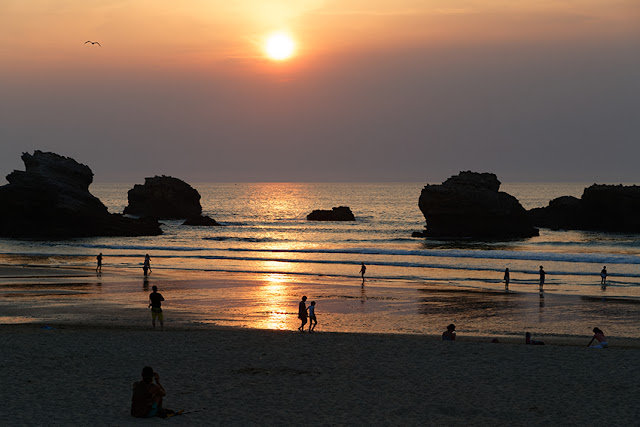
[1,182,639,337]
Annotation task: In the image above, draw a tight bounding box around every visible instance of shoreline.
[3,263,640,341]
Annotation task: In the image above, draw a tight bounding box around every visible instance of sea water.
[1,182,639,337]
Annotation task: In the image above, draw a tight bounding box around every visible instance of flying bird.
[84,41,101,47]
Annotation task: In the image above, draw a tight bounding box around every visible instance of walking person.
[504,267,510,291]
[539,266,545,291]
[360,262,366,283]
[149,285,165,331]
[600,266,607,286]
[96,252,103,273]
[308,301,317,332]
[297,296,307,332]
[143,254,151,276]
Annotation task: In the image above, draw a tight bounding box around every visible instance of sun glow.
[264,32,296,61]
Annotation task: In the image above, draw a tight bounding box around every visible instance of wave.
[5,250,640,280]
[227,247,640,265]
[202,236,285,243]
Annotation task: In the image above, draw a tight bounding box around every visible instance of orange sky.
[1,1,639,182]
[2,1,638,71]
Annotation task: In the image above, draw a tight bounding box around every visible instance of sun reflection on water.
[255,273,295,330]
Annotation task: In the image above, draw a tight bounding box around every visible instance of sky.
[1,1,639,183]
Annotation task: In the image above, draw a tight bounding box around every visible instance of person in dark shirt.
[96,253,103,273]
[297,295,307,332]
[149,285,165,331]
[442,324,456,341]
[131,366,168,418]
[539,266,546,291]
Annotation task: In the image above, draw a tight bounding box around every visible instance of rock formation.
[418,171,538,238]
[529,184,640,232]
[0,151,161,238]
[124,175,221,226]
[182,215,220,226]
[307,206,355,221]
[125,176,202,218]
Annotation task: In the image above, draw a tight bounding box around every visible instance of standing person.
[360,262,366,283]
[131,366,169,418]
[539,266,545,291]
[297,296,308,332]
[600,266,607,286]
[96,253,103,273]
[442,324,456,341]
[143,254,151,276]
[149,285,165,331]
[587,327,608,348]
[504,268,510,291]
[308,301,317,333]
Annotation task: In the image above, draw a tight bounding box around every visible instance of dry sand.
[2,324,640,426]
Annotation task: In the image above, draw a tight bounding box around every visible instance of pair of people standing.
[297,296,317,333]
[502,266,546,291]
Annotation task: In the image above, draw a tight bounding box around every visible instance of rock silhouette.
[124,175,221,226]
[418,171,538,238]
[529,184,640,232]
[307,206,355,221]
[0,151,161,238]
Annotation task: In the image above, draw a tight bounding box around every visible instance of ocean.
[1,182,639,338]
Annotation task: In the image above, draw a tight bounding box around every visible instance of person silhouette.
[600,266,607,286]
[588,327,608,348]
[539,266,545,291]
[131,367,172,418]
[143,254,151,276]
[96,253,103,273]
[442,324,456,341]
[360,262,366,283]
[308,301,317,332]
[149,285,165,331]
[297,296,308,332]
[504,267,510,291]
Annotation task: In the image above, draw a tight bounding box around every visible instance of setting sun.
[264,32,296,61]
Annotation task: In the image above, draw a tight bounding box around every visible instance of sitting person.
[525,332,545,345]
[131,366,172,418]
[588,327,608,348]
[442,324,456,341]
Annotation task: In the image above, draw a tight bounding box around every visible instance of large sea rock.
[0,151,161,238]
[529,184,640,232]
[124,175,221,226]
[307,206,355,221]
[418,171,538,238]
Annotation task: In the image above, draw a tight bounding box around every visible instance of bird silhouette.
[84,41,101,47]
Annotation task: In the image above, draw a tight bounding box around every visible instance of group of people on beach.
[442,324,607,349]
[503,265,608,291]
[95,253,152,276]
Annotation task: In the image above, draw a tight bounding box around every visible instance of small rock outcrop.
[418,171,538,238]
[182,215,220,226]
[307,206,355,221]
[529,184,640,232]
[0,151,161,238]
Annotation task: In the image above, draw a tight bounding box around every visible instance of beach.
[3,325,640,426]
[2,265,640,426]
